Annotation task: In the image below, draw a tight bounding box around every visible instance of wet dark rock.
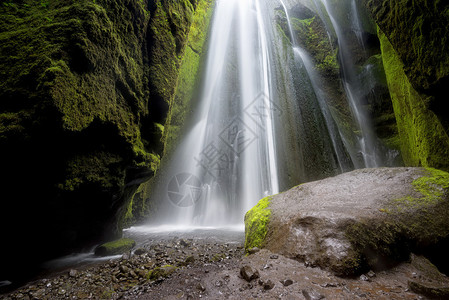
[281,279,293,286]
[408,281,449,299]
[134,248,147,255]
[407,254,449,298]
[179,239,190,247]
[263,280,275,290]
[95,238,136,257]
[240,266,260,282]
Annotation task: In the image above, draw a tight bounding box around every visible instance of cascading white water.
[313,0,386,167]
[151,0,281,227]
[279,0,353,173]
[146,0,396,228]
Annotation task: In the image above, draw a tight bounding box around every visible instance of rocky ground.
[2,235,448,300]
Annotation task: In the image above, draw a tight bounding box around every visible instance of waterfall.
[146,0,394,228]
[312,0,389,167]
[150,0,282,226]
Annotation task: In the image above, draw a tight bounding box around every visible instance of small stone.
[367,270,376,278]
[240,266,260,282]
[134,248,147,255]
[281,279,293,286]
[248,247,260,255]
[270,254,279,259]
[119,265,130,273]
[180,239,190,247]
[320,282,338,288]
[147,265,177,281]
[360,274,369,281]
[185,256,195,264]
[197,283,206,292]
[31,289,46,299]
[302,289,325,300]
[264,280,275,290]
[69,269,77,277]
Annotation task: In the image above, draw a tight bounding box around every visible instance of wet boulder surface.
[246,167,449,277]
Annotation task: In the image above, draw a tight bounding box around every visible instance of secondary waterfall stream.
[145,0,396,228]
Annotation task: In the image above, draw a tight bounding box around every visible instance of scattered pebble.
[281,279,293,286]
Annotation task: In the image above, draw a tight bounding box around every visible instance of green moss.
[123,0,214,226]
[290,16,339,76]
[366,0,449,93]
[95,238,136,256]
[146,265,177,281]
[394,168,449,207]
[57,152,124,192]
[378,27,449,171]
[162,0,214,155]
[244,196,272,252]
[413,168,449,200]
[345,168,449,272]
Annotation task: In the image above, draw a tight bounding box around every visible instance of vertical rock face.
[364,0,449,170]
[0,0,213,280]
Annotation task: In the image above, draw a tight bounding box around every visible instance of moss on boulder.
[146,265,177,281]
[244,196,272,253]
[95,238,136,256]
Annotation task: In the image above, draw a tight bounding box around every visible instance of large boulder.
[245,168,449,276]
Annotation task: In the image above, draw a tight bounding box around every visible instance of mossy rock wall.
[378,28,449,171]
[123,0,214,227]
[365,0,449,171]
[0,0,211,280]
[364,0,449,171]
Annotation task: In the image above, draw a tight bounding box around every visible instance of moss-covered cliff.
[123,0,214,227]
[0,0,213,281]
[365,0,449,170]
